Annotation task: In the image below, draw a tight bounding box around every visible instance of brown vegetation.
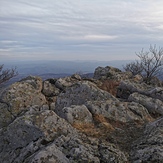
[72,114,114,138]
[98,79,120,96]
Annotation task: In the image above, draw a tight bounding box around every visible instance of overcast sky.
[1,0,163,61]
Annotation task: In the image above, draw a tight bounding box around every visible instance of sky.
[0,0,163,61]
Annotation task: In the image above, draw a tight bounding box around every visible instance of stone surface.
[0,102,14,128]
[0,65,162,163]
[55,75,81,90]
[55,81,117,115]
[86,100,152,124]
[42,80,60,97]
[130,117,163,162]
[129,92,163,116]
[25,143,70,163]
[58,105,93,124]
[0,76,47,117]
[94,66,132,81]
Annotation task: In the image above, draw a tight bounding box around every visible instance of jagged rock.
[55,75,81,90]
[86,100,152,124]
[33,109,77,142]
[55,81,117,114]
[0,102,14,128]
[71,74,82,80]
[145,87,163,102]
[0,76,47,117]
[42,80,60,97]
[0,115,43,163]
[54,135,128,163]
[19,75,43,91]
[117,80,152,99]
[130,117,163,162]
[99,143,128,163]
[94,66,121,80]
[0,107,77,162]
[129,92,163,116]
[0,65,162,163]
[24,143,70,163]
[132,74,143,82]
[57,105,93,124]
[94,66,132,80]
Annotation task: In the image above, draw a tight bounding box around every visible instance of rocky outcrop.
[0,66,162,163]
[0,76,47,128]
[94,66,132,80]
[130,117,163,162]
[59,105,93,124]
[129,92,163,116]
[55,81,117,114]
[86,100,152,124]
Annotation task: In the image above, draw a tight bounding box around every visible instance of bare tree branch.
[124,45,163,84]
[0,65,18,85]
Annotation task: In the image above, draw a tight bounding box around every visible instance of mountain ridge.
[0,65,162,162]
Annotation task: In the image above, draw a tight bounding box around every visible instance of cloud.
[0,0,163,61]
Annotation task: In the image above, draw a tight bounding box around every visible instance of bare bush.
[0,65,18,85]
[124,45,163,83]
[123,61,143,76]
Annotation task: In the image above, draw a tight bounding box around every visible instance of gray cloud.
[0,0,163,61]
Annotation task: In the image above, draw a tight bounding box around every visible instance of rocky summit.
[0,66,163,163]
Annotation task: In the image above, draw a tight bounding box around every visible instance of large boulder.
[129,92,163,116]
[130,117,163,162]
[86,100,152,124]
[94,66,132,80]
[0,102,14,128]
[55,81,117,114]
[117,80,163,102]
[117,80,152,99]
[42,80,60,97]
[0,76,47,118]
[58,105,93,124]
[145,87,163,102]
[24,143,70,163]
[55,74,81,90]
[0,107,77,163]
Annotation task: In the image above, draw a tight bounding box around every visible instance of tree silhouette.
[0,65,18,85]
[124,45,163,83]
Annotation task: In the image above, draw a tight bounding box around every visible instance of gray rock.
[130,117,163,162]
[0,116,43,163]
[0,108,77,163]
[129,92,163,116]
[0,102,14,128]
[25,143,70,163]
[86,100,152,124]
[94,66,132,81]
[94,66,121,80]
[145,87,163,102]
[59,105,93,124]
[42,80,60,97]
[117,80,163,102]
[117,80,151,99]
[99,143,128,163]
[55,75,81,90]
[0,78,47,117]
[55,81,117,114]
[71,74,82,80]
[19,75,43,91]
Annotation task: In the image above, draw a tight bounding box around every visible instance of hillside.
[0,66,163,163]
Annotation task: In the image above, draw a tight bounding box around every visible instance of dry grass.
[93,114,114,131]
[72,122,100,137]
[98,80,120,96]
[72,114,114,138]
